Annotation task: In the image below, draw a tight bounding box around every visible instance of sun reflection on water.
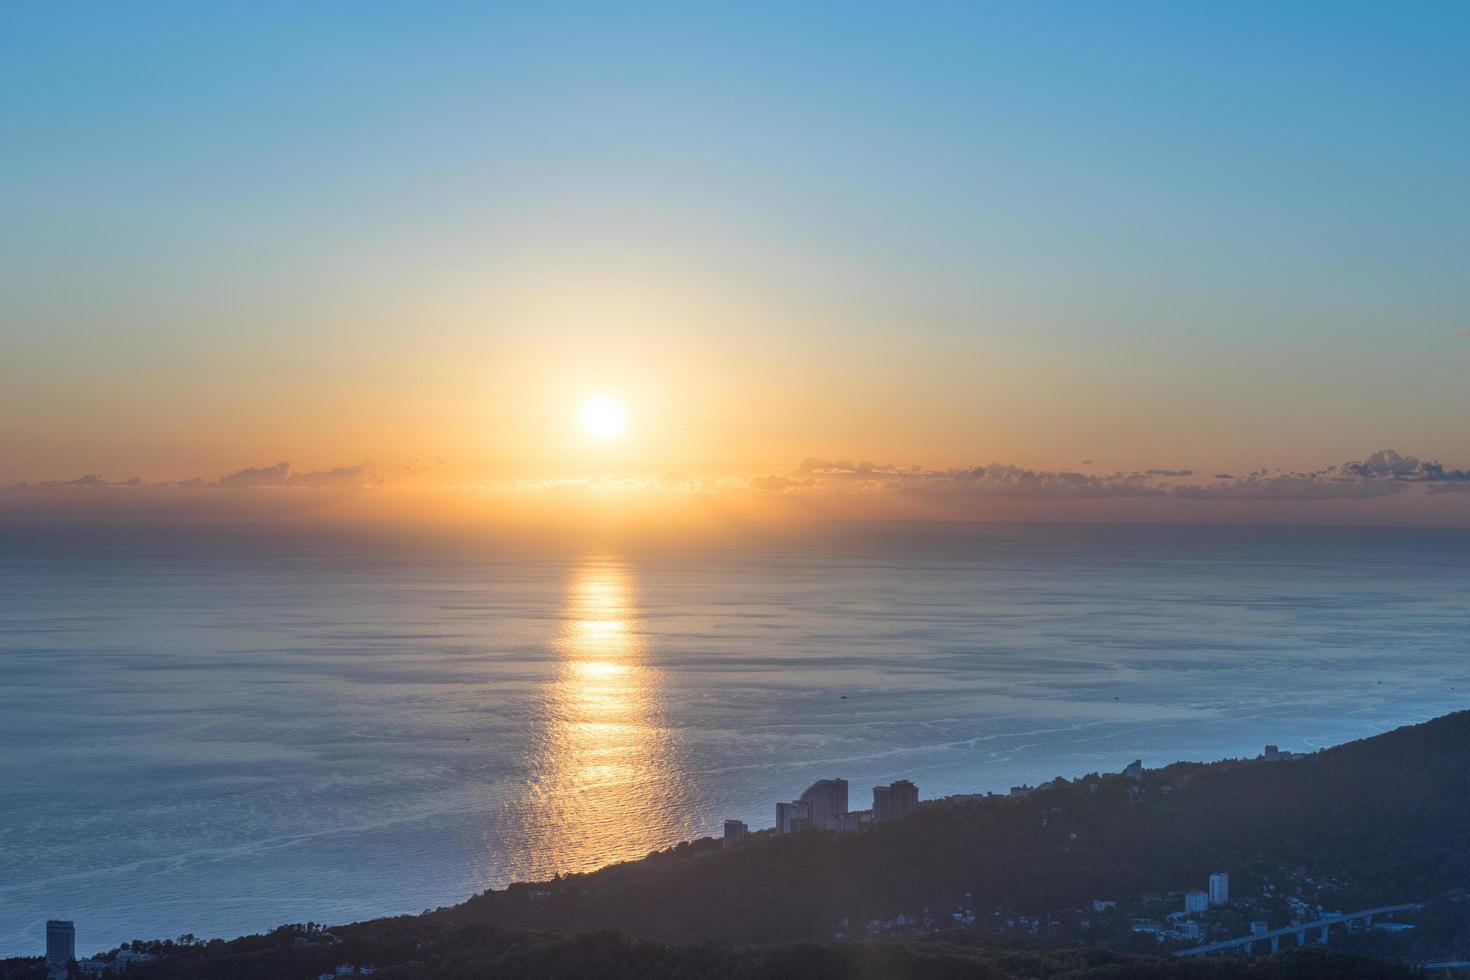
[495,558,694,882]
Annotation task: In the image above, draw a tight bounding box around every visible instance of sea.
[3,521,1468,957]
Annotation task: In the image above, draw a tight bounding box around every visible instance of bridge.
[1176,903,1424,957]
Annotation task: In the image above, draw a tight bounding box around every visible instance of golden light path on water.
[495,558,697,882]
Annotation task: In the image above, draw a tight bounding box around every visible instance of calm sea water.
[3,522,1469,957]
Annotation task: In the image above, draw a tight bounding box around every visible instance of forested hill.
[69,932,1418,980]
[445,709,1470,944]
[13,711,1468,979]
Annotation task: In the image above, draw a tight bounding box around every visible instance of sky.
[3,2,1469,525]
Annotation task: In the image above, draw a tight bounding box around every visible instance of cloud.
[1173,471,1409,501]
[769,449,1470,505]
[1166,449,1470,501]
[216,461,291,488]
[286,463,382,489]
[10,473,115,488]
[944,465,1168,499]
[5,448,1470,524]
[790,458,1171,499]
[1457,329,1470,337]
[1343,449,1419,478]
[212,461,381,489]
[7,460,385,494]
[1409,459,1470,484]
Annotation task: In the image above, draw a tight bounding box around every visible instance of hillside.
[6,926,1420,980]
[13,711,1470,979]
[445,710,1470,944]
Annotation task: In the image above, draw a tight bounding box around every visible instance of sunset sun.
[578,396,627,441]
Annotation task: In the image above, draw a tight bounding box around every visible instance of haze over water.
[3,522,1468,957]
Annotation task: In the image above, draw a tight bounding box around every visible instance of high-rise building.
[1184,890,1209,914]
[46,920,75,965]
[776,800,811,834]
[799,778,849,830]
[873,784,894,820]
[872,780,919,820]
[891,779,918,816]
[1209,872,1230,906]
[723,819,748,845]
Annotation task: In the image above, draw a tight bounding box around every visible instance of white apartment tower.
[799,778,849,830]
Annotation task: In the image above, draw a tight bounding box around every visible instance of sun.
[578,396,627,440]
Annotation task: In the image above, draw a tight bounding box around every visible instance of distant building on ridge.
[1124,760,1144,781]
[46,920,75,966]
[1209,872,1230,906]
[800,778,849,830]
[723,819,748,845]
[872,780,919,821]
[776,799,812,834]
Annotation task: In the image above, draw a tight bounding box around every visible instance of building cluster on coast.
[31,919,374,978]
[802,746,1339,950]
[38,921,158,978]
[722,778,920,844]
[722,740,1300,844]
